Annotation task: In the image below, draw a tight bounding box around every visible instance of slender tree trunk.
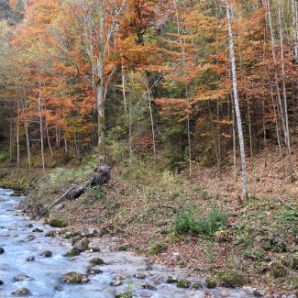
[9,116,13,162]
[97,12,105,148]
[231,93,237,180]
[16,101,20,168]
[278,7,293,175]
[187,113,192,178]
[292,0,298,61]
[147,85,156,158]
[38,85,45,173]
[226,0,248,198]
[64,136,68,153]
[265,0,289,151]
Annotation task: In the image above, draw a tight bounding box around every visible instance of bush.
[86,185,107,200]
[0,150,9,162]
[175,208,228,236]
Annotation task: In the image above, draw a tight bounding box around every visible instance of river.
[0,188,255,298]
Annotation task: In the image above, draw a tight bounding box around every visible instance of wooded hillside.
[0,0,298,197]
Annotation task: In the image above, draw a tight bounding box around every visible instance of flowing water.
[0,188,255,298]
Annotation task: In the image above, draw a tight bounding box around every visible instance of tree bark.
[38,84,45,173]
[226,0,248,198]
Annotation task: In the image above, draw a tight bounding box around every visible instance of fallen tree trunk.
[41,163,112,216]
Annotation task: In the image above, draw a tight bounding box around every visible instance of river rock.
[141,283,156,290]
[49,218,67,228]
[41,250,52,257]
[73,237,89,251]
[32,228,43,233]
[11,288,32,296]
[64,230,80,239]
[134,273,146,279]
[13,274,33,282]
[0,247,4,254]
[86,266,103,275]
[45,231,56,237]
[25,235,35,242]
[115,293,133,298]
[166,276,177,283]
[90,257,105,265]
[110,277,123,286]
[192,282,202,289]
[60,272,89,284]
[26,256,35,262]
[64,248,82,257]
[176,279,191,288]
[205,278,217,288]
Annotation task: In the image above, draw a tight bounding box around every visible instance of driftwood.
[41,164,112,216]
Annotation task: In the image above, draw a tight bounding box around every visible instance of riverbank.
[1,149,298,296]
[1,188,258,297]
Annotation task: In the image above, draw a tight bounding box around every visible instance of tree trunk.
[97,12,105,148]
[9,116,13,162]
[226,0,248,198]
[278,7,293,175]
[38,85,45,173]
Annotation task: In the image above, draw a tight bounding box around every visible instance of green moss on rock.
[218,270,247,288]
[49,218,67,228]
[205,278,217,288]
[89,257,105,265]
[176,279,191,288]
[60,272,89,284]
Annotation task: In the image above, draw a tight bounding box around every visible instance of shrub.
[86,185,107,200]
[0,150,9,162]
[175,208,228,236]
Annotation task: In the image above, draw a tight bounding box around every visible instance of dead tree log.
[41,164,112,215]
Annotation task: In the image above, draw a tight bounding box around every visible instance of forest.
[0,0,298,296]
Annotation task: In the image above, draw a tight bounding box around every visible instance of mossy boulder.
[166,276,178,284]
[45,231,56,237]
[60,272,89,284]
[73,238,89,252]
[86,266,103,275]
[11,288,32,296]
[64,248,82,257]
[115,293,133,298]
[49,218,67,228]
[192,282,202,289]
[218,270,247,288]
[205,278,217,288]
[90,257,105,265]
[176,279,191,288]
